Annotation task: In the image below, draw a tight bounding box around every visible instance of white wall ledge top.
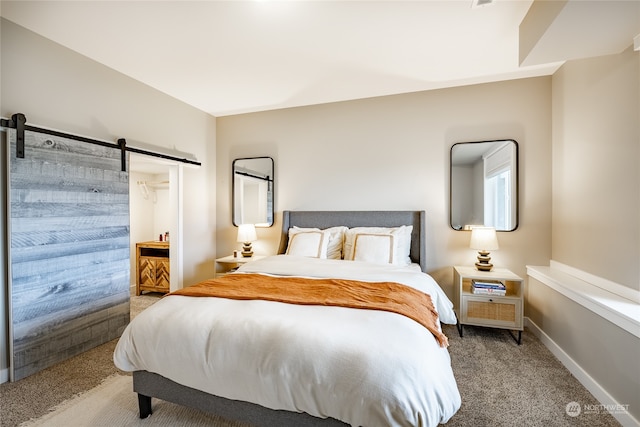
[527,262,640,339]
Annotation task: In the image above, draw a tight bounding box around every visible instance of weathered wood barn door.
[8,128,130,381]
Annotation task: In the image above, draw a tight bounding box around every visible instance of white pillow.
[343,225,412,266]
[352,233,395,264]
[394,225,413,265]
[290,226,347,259]
[286,229,331,258]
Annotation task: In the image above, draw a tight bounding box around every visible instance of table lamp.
[237,224,257,257]
[470,226,499,271]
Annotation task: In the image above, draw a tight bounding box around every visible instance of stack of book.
[471,279,506,296]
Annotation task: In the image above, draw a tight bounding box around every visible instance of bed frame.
[133,210,427,426]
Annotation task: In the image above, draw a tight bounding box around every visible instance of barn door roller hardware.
[0,113,27,158]
[117,138,127,172]
[1,113,121,164]
[13,113,26,158]
[1,113,201,170]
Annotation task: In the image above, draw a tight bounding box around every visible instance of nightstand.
[453,265,524,344]
[136,241,170,295]
[215,255,265,277]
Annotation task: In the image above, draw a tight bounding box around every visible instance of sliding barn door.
[8,129,130,381]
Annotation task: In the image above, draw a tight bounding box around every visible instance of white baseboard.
[0,367,8,384]
[525,317,639,427]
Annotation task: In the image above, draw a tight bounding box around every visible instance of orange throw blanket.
[170,273,449,347]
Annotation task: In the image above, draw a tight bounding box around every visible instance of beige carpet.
[18,374,249,427]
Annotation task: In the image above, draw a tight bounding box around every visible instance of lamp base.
[475,251,493,271]
[475,261,494,271]
[241,242,253,258]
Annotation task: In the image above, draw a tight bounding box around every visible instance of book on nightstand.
[471,279,506,295]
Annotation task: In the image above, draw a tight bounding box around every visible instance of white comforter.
[114,255,461,426]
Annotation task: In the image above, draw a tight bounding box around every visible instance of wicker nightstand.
[453,265,524,344]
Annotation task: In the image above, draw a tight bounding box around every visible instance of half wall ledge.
[526,262,640,338]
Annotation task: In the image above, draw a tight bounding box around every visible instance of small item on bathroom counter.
[159,234,163,242]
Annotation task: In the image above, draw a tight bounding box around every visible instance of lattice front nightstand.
[453,265,524,344]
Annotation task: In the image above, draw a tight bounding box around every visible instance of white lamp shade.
[469,226,499,251]
[237,224,257,243]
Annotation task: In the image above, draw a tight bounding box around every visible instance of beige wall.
[526,46,640,422]
[551,46,639,291]
[217,76,553,296]
[1,19,217,379]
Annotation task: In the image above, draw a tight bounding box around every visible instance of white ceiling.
[1,0,638,118]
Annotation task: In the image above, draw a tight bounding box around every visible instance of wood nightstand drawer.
[461,296,522,329]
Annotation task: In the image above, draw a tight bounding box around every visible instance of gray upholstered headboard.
[278,211,427,272]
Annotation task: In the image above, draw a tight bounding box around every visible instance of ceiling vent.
[472,0,495,8]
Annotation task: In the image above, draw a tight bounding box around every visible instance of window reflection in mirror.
[233,157,274,227]
[450,140,518,231]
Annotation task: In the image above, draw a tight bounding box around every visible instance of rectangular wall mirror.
[450,140,518,231]
[233,157,274,227]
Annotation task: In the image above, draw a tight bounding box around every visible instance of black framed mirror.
[232,157,274,227]
[450,140,518,231]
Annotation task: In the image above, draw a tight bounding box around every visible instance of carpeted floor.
[0,293,622,427]
[17,374,251,427]
[0,293,159,427]
[441,324,621,426]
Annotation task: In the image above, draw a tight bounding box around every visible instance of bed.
[114,211,461,426]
